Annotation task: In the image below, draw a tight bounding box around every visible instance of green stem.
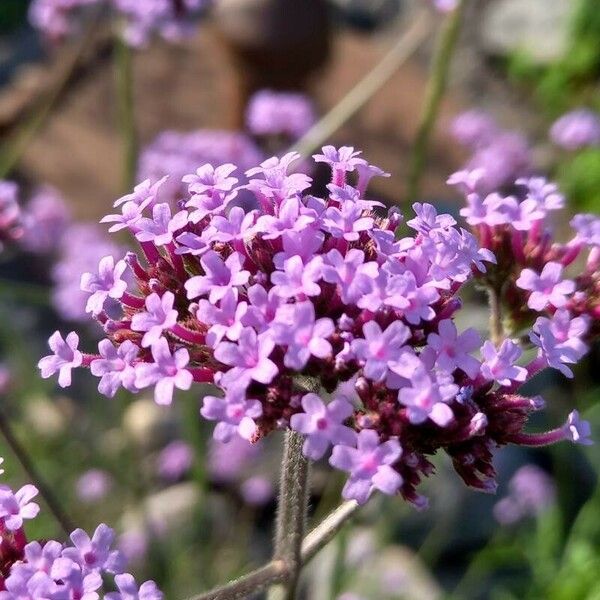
[405,1,466,204]
[268,430,310,600]
[114,35,138,192]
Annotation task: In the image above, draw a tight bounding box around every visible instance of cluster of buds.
[451,169,599,359]
[0,459,162,598]
[38,147,595,508]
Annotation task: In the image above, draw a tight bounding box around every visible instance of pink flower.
[330,430,402,505]
[516,262,575,311]
[38,331,82,388]
[0,484,40,531]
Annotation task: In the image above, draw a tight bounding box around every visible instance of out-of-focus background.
[1,0,599,598]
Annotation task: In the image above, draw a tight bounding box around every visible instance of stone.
[482,0,574,64]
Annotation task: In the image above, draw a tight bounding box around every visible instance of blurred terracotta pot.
[214,0,331,127]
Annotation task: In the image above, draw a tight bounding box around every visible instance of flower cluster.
[0,459,162,598]
[550,109,600,151]
[245,90,316,140]
[138,130,263,205]
[0,181,73,255]
[493,464,555,525]
[450,110,532,193]
[0,182,23,252]
[29,0,210,46]
[450,169,600,362]
[38,147,595,507]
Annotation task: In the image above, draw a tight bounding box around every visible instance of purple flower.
[351,321,411,382]
[451,110,498,149]
[101,201,148,233]
[321,249,378,305]
[80,255,128,315]
[321,201,373,241]
[135,203,189,246]
[271,255,322,299]
[530,310,589,378]
[240,476,274,506]
[516,262,575,311]
[246,90,316,139]
[131,292,179,347]
[550,109,600,150]
[245,153,311,204]
[134,338,192,405]
[156,441,193,481]
[183,163,239,223]
[329,430,402,504]
[214,328,278,388]
[313,146,366,177]
[241,284,284,332]
[290,394,357,460]
[115,177,167,208]
[174,231,211,256]
[76,469,112,503]
[201,391,262,442]
[571,213,600,247]
[197,289,247,347]
[184,163,238,196]
[105,573,163,600]
[50,557,103,600]
[407,202,456,235]
[90,339,139,397]
[398,368,457,426]
[0,485,40,531]
[254,196,316,239]
[564,410,593,446]
[271,301,334,370]
[20,185,71,253]
[426,320,481,378]
[38,331,83,388]
[209,206,256,244]
[185,251,250,302]
[273,230,325,269]
[493,465,555,525]
[62,523,124,573]
[432,0,458,13]
[22,539,62,574]
[516,177,564,212]
[480,339,527,386]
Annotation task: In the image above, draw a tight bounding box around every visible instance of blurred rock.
[24,395,67,436]
[122,482,201,537]
[308,539,442,600]
[123,397,179,449]
[482,0,572,64]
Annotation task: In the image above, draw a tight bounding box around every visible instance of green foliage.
[557,149,600,212]
[507,0,600,115]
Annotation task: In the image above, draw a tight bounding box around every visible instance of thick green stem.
[114,35,138,192]
[0,407,75,537]
[268,430,310,600]
[405,1,466,204]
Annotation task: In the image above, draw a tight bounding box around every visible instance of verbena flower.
[29,0,210,46]
[38,148,596,506]
[550,109,600,151]
[0,456,163,598]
